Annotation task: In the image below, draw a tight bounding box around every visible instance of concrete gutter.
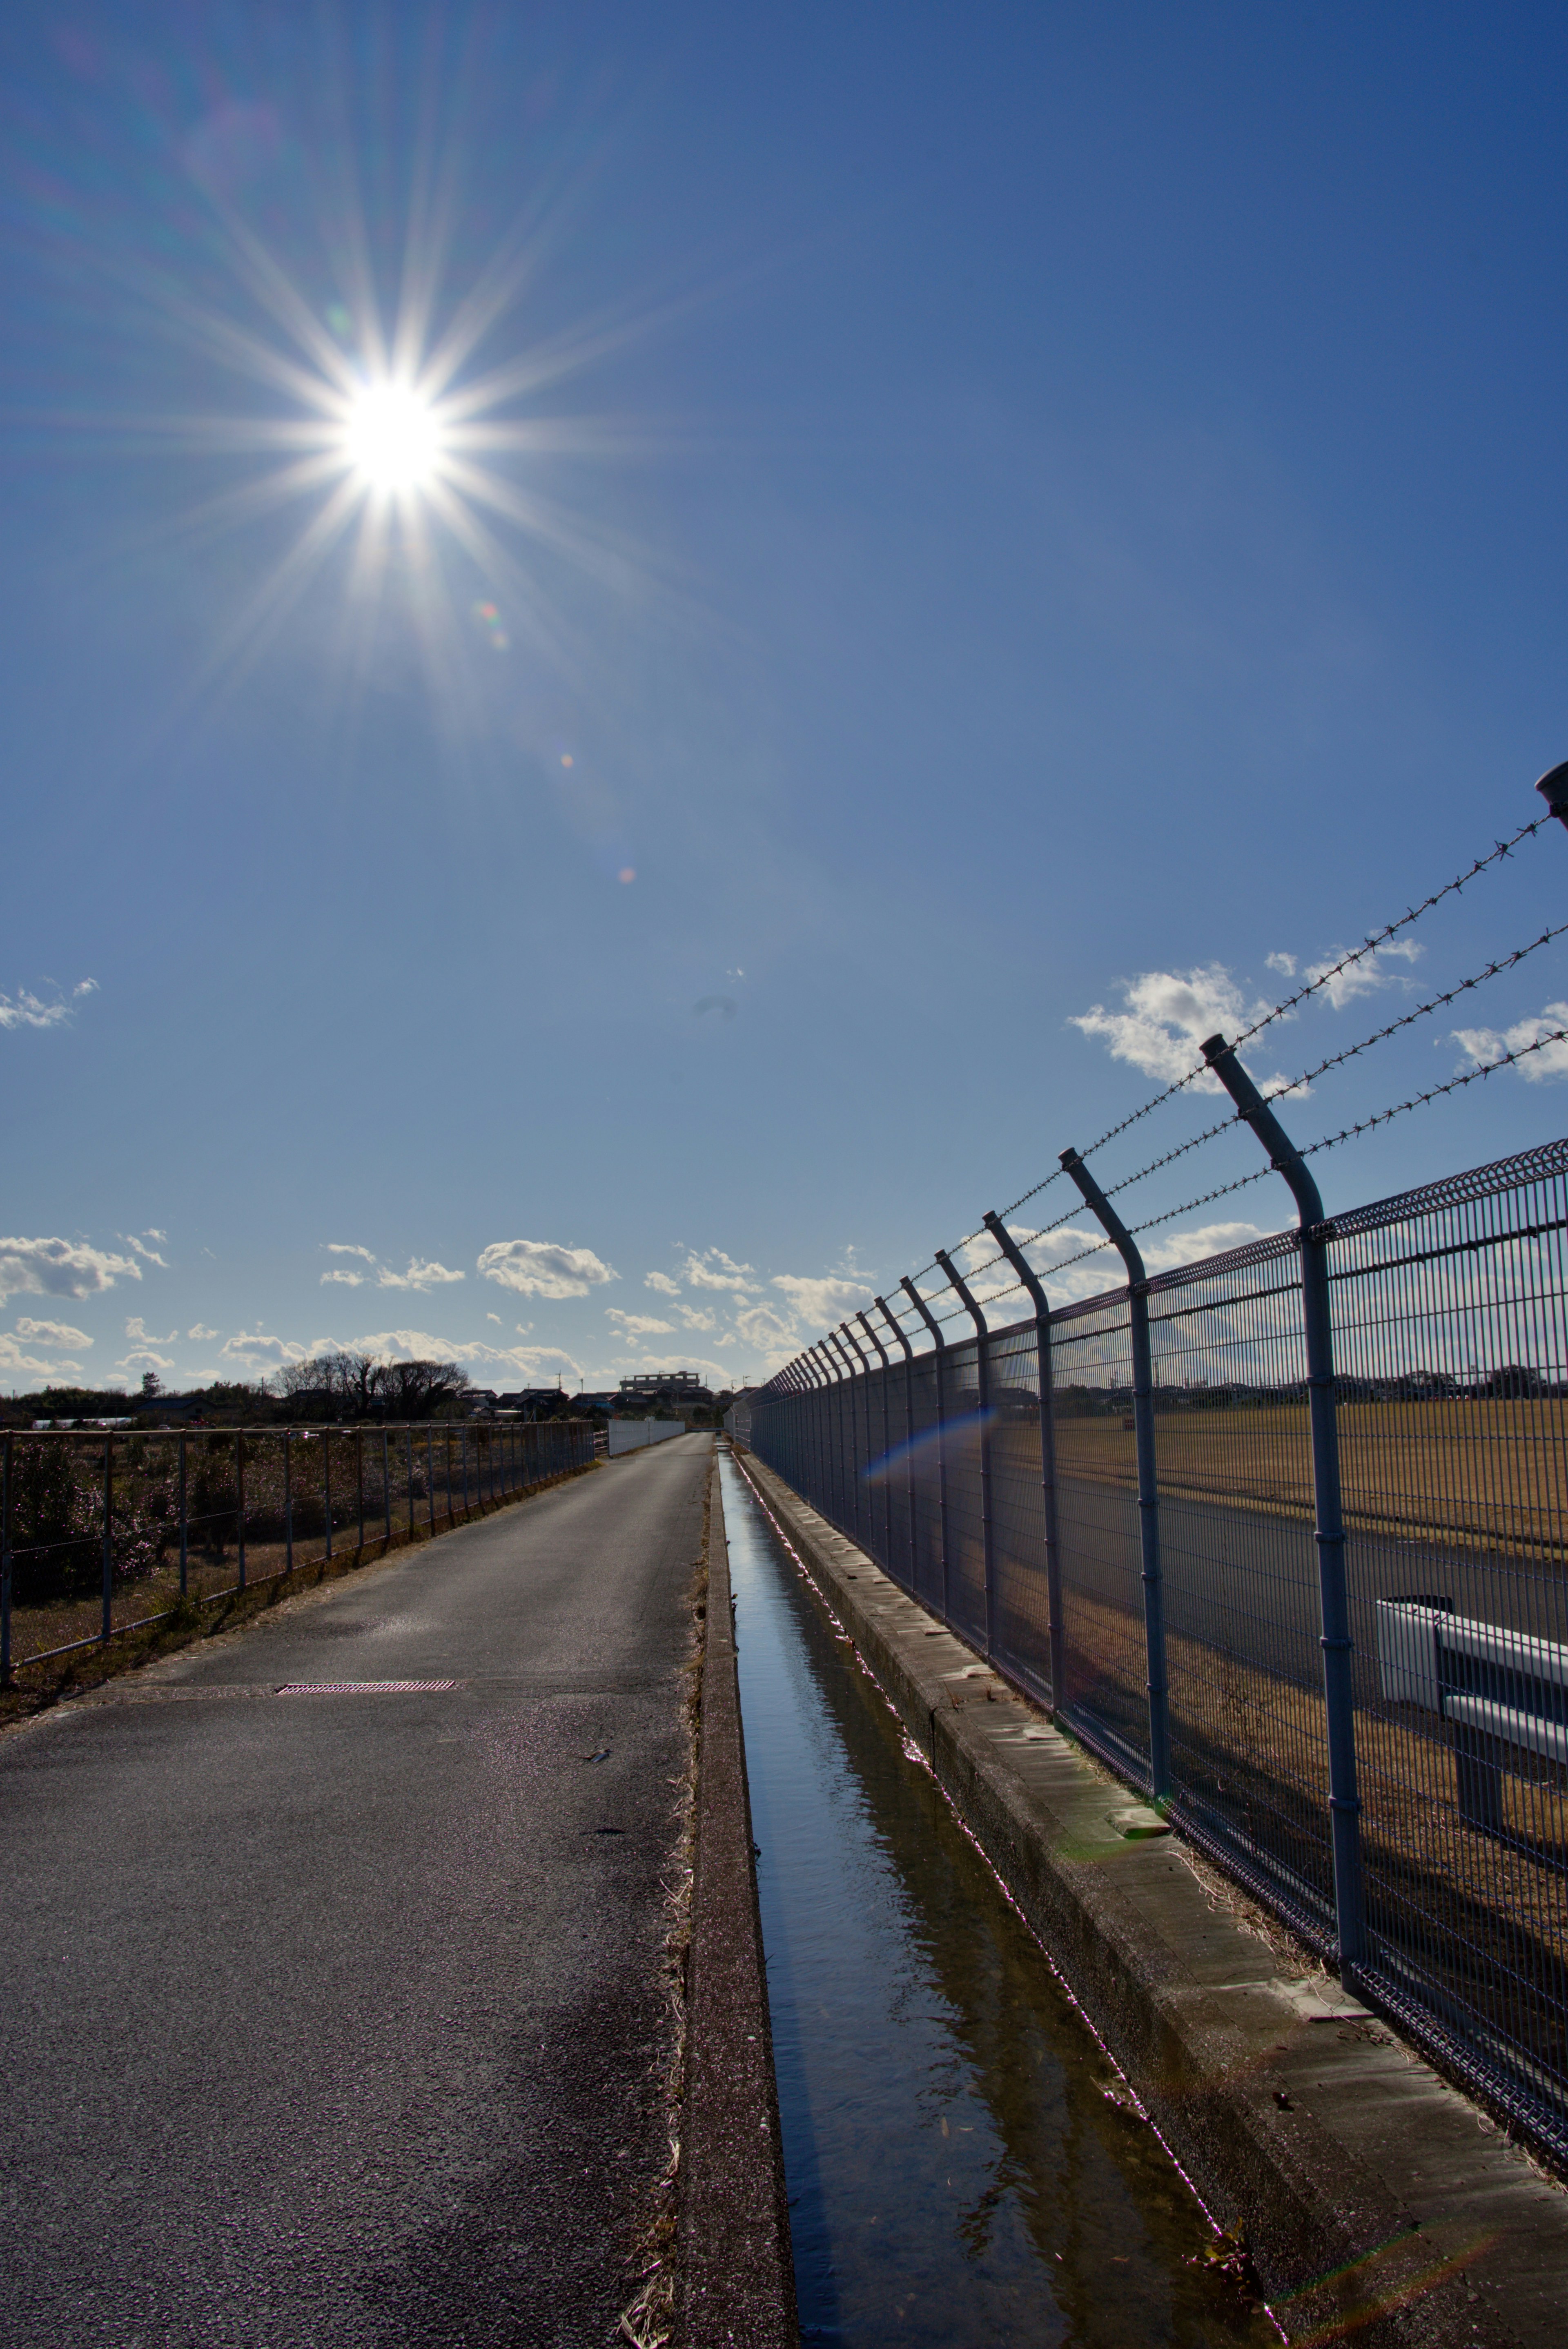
[675,1455,797,2346]
[736,1448,1568,2349]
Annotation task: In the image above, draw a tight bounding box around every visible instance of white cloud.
[74,978,98,998]
[0,1237,141,1304]
[1302,938,1421,1010]
[1265,952,1297,978]
[321,1243,464,1292]
[644,1270,682,1296]
[477,1239,618,1299]
[486,1311,501,1323]
[117,1345,177,1375]
[735,1302,795,1351]
[676,1303,717,1332]
[0,1333,85,1377]
[221,1330,307,1370]
[606,1309,676,1337]
[681,1248,757,1294]
[187,1324,220,1343]
[125,1318,177,1344]
[14,1317,91,1347]
[1069,963,1313,1092]
[1141,1219,1281,1272]
[769,1272,873,1328]
[1070,964,1265,1090]
[121,1233,169,1267]
[380,1258,464,1291]
[1453,1004,1568,1082]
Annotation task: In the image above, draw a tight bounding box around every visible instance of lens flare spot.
[561,753,574,767]
[618,867,636,884]
[471,600,509,650]
[343,381,443,492]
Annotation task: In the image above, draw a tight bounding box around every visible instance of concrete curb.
[737,1449,1568,2349]
[675,1453,797,2347]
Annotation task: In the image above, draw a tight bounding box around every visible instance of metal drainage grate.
[275,1679,458,1695]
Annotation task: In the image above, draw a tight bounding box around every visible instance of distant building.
[618,1372,713,1406]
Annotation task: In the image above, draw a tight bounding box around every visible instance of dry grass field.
[1045,1397,1568,1562]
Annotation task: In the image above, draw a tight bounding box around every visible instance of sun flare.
[341,381,444,494]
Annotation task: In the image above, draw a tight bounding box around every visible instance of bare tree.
[372,1359,471,1419]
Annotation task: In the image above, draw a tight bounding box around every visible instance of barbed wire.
[1234,815,1548,1050]
[905,811,1551,1287]
[776,810,1557,1384]
[1296,1023,1568,1160]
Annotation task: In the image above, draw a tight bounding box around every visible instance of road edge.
[673,1443,797,2347]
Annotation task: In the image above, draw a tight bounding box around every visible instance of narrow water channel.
[720,1452,1276,2349]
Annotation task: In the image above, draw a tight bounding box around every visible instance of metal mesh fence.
[749,1135,1568,2166]
[0,1419,597,1674]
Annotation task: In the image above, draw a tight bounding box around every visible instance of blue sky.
[4,1,1568,1397]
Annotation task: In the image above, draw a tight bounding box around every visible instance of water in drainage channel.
[719,1453,1275,2349]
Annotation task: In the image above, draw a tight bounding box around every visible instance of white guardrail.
[1376,1598,1568,1767]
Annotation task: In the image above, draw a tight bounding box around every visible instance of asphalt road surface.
[0,1432,710,2349]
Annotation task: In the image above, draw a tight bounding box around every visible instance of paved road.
[0,1433,710,2349]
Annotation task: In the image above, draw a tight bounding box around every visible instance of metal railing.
[0,1417,597,1677]
[749,1136,1568,2167]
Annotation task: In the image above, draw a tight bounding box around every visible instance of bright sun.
[341,381,444,493]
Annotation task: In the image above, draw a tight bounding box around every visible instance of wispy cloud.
[0,1237,141,1304]
[644,1270,681,1296]
[187,1324,220,1342]
[606,1308,675,1337]
[477,1239,618,1298]
[0,978,98,1031]
[121,1232,170,1268]
[681,1248,757,1294]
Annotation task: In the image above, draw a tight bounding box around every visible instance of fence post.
[356,1426,365,1553]
[382,1429,392,1548]
[237,1430,247,1591]
[406,1428,415,1540]
[284,1429,294,1575]
[984,1212,1066,1716]
[102,1435,114,1643]
[840,1322,872,1548]
[324,1428,332,1562]
[1201,1032,1365,1981]
[876,1296,918,1594]
[1059,1148,1170,1804]
[825,1334,856,1530]
[826,1334,864,1550]
[803,1348,828,1510]
[936,1250,996,1658]
[428,1426,437,1533]
[178,1431,188,1598]
[463,1426,470,1518]
[2,1430,12,1687]
[809,1349,832,1509]
[857,1310,893,1567]
[901,1276,951,1620]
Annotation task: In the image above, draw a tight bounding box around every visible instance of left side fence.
[0,1418,597,1678]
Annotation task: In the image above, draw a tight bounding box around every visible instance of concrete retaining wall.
[736,1448,1568,2349]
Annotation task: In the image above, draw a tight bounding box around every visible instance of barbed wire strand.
[786,815,1555,1380]
[866,1023,1568,1350]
